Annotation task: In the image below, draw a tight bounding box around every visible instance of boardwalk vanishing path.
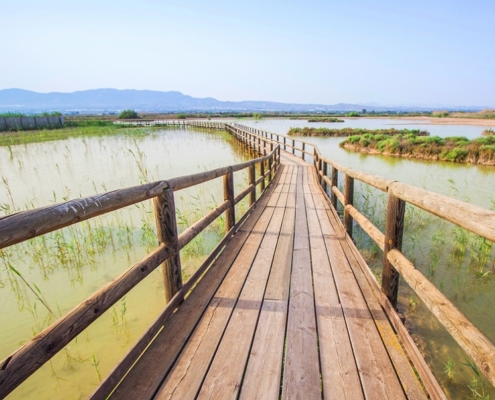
[99,152,427,399]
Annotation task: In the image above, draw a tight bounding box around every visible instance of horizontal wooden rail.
[0,244,173,395]
[388,249,495,387]
[230,122,495,393]
[0,122,280,398]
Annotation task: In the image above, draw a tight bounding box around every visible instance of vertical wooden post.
[302,142,306,162]
[331,166,338,208]
[269,154,274,181]
[382,192,405,308]
[249,164,256,205]
[292,139,295,154]
[154,188,182,303]
[278,146,281,165]
[283,136,287,151]
[343,174,354,238]
[260,160,265,192]
[223,168,235,233]
[323,161,328,194]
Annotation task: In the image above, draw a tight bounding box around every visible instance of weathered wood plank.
[281,166,320,400]
[239,166,296,400]
[314,191,428,399]
[311,170,406,399]
[196,188,288,399]
[303,174,364,400]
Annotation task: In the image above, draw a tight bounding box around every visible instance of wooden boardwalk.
[107,152,426,399]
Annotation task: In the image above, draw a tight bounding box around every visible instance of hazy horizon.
[2,1,494,107]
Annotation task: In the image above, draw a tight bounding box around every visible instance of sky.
[2,0,494,107]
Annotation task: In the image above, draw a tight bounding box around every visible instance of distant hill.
[0,88,484,114]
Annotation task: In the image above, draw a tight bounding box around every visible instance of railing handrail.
[0,121,280,397]
[230,122,495,391]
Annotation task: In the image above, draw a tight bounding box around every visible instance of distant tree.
[347,111,360,117]
[118,109,139,119]
[362,109,366,114]
[176,113,186,119]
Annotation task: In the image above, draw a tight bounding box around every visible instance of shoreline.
[341,143,495,166]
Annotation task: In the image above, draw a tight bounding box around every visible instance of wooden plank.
[108,167,287,399]
[152,168,292,400]
[336,220,441,399]
[313,190,428,399]
[281,166,320,400]
[239,166,296,400]
[309,168,406,399]
[302,173,364,400]
[195,186,289,399]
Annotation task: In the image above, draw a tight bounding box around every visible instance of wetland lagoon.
[1,118,495,399]
[0,126,254,399]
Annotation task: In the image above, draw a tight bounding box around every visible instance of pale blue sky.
[2,0,494,106]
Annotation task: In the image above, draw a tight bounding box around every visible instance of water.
[240,118,495,399]
[0,127,252,399]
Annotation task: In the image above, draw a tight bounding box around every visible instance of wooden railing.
[0,122,280,398]
[230,122,495,393]
[113,119,225,129]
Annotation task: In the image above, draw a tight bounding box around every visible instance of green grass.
[288,127,430,137]
[341,133,495,165]
[307,117,345,123]
[0,123,158,146]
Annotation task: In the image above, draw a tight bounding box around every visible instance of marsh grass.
[341,133,495,165]
[0,123,157,147]
[288,127,429,137]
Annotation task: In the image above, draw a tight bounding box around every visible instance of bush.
[118,109,139,119]
[347,111,360,117]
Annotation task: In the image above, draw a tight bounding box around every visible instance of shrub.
[118,109,139,119]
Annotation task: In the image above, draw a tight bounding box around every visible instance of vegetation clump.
[307,117,344,123]
[482,128,494,136]
[118,109,139,119]
[288,127,429,137]
[340,133,495,165]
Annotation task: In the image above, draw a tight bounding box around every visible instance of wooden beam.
[382,191,405,308]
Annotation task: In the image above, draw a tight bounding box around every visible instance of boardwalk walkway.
[107,152,426,399]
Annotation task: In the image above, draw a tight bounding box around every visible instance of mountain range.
[0,88,485,113]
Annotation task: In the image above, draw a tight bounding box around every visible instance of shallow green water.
[241,118,495,399]
[0,127,252,399]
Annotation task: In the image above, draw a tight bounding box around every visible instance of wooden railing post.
[382,192,405,308]
[323,161,328,194]
[154,188,182,302]
[302,142,306,162]
[283,136,286,151]
[292,139,295,154]
[331,166,338,208]
[249,164,256,205]
[223,168,235,233]
[260,160,265,191]
[343,174,354,237]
